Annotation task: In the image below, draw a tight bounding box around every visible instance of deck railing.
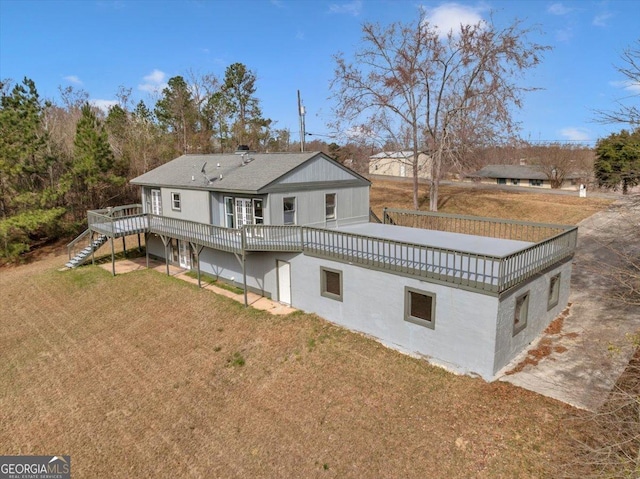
[88,205,147,238]
[303,226,502,292]
[497,226,578,291]
[148,215,242,253]
[86,207,577,295]
[383,208,569,243]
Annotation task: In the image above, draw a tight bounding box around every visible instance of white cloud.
[547,3,571,15]
[296,29,305,40]
[423,3,486,38]
[555,27,573,42]
[64,75,83,85]
[90,99,118,112]
[560,127,591,142]
[328,0,362,16]
[592,12,613,27]
[138,69,167,93]
[610,80,640,94]
[270,0,284,7]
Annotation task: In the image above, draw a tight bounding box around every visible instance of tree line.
[1,26,638,262]
[0,63,294,259]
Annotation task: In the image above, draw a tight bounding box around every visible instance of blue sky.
[1,0,638,146]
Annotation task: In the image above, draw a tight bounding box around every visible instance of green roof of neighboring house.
[131,151,370,194]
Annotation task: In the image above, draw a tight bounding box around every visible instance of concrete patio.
[499,195,640,411]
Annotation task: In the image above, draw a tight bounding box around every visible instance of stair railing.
[67,229,91,261]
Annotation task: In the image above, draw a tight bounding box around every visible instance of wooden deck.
[86,206,577,295]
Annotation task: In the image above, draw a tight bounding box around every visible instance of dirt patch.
[506,306,575,375]
[544,304,572,335]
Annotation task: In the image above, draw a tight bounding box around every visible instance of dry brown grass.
[370,179,613,225]
[0,256,579,478]
[2,184,608,477]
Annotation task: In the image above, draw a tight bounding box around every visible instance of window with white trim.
[325,193,336,220]
[513,292,529,336]
[404,287,436,329]
[548,273,561,310]
[320,267,342,301]
[283,197,296,225]
[224,197,235,228]
[171,192,181,211]
[253,198,264,225]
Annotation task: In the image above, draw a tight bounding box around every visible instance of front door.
[277,260,291,305]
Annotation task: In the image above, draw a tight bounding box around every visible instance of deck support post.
[242,227,248,307]
[137,233,141,252]
[122,236,127,258]
[110,236,115,276]
[145,233,149,269]
[191,243,204,288]
[158,235,170,276]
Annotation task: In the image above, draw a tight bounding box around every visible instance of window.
[224,197,235,228]
[171,192,181,211]
[253,199,264,225]
[283,197,296,225]
[548,273,561,310]
[325,193,336,220]
[320,267,342,301]
[151,189,162,215]
[511,179,519,185]
[513,292,529,336]
[529,179,543,186]
[404,287,436,329]
[497,178,507,185]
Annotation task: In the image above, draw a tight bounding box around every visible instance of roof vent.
[235,145,251,154]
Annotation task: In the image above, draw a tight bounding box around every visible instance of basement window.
[171,192,181,211]
[497,178,507,185]
[529,179,543,186]
[404,287,436,329]
[548,273,561,310]
[320,267,342,301]
[513,292,530,336]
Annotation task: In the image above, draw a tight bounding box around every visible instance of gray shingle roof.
[131,152,363,193]
[468,164,581,180]
[369,150,424,159]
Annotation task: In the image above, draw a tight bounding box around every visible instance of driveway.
[499,195,640,411]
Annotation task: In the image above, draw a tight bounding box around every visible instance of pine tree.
[594,129,640,194]
[0,77,51,217]
[66,103,124,216]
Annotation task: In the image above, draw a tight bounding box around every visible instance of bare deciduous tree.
[331,10,549,210]
[528,142,594,188]
[596,39,640,127]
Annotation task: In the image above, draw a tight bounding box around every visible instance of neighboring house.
[70,151,577,381]
[369,150,432,179]
[466,164,583,190]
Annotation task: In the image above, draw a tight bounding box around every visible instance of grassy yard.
[370,179,613,225]
[1,255,577,478]
[0,184,613,478]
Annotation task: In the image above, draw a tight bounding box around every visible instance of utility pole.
[298,90,306,152]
